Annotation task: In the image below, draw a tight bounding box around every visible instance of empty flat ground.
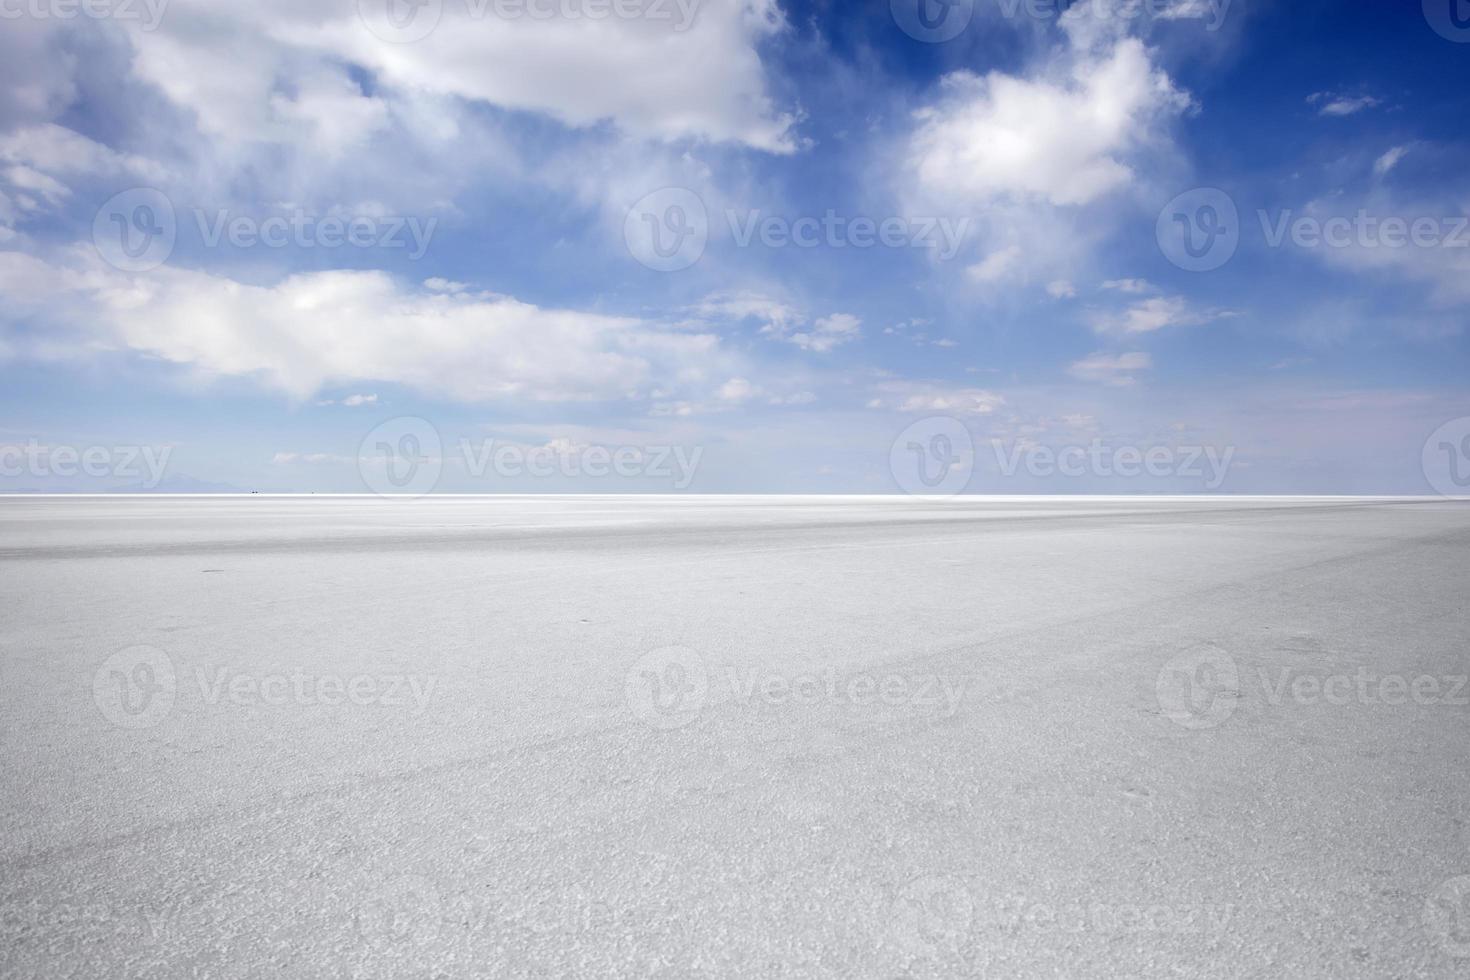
[2,495,1468,978]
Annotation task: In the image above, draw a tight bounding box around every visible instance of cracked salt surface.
[2,495,1468,977]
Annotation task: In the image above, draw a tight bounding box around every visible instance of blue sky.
[1,0,1467,493]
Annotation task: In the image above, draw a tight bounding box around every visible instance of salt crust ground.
[2,495,1468,977]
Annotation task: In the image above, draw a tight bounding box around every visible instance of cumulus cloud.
[907,22,1191,210]
[0,252,735,405]
[0,0,796,267]
[901,12,1192,292]
[123,0,795,153]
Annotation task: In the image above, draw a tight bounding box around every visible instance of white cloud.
[0,27,488,226]
[268,66,393,159]
[785,314,861,354]
[1101,278,1154,294]
[1046,280,1077,299]
[342,393,378,407]
[123,0,795,153]
[0,0,795,263]
[1068,351,1152,387]
[2,164,68,209]
[0,251,736,405]
[907,27,1191,210]
[707,377,816,408]
[717,377,757,402]
[901,15,1191,293]
[0,123,174,234]
[1373,145,1410,178]
[691,293,859,354]
[1155,0,1226,22]
[868,381,1004,416]
[1088,296,1234,335]
[883,318,957,348]
[966,245,1024,284]
[1308,91,1381,117]
[693,292,804,334]
[885,319,929,335]
[0,124,168,183]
